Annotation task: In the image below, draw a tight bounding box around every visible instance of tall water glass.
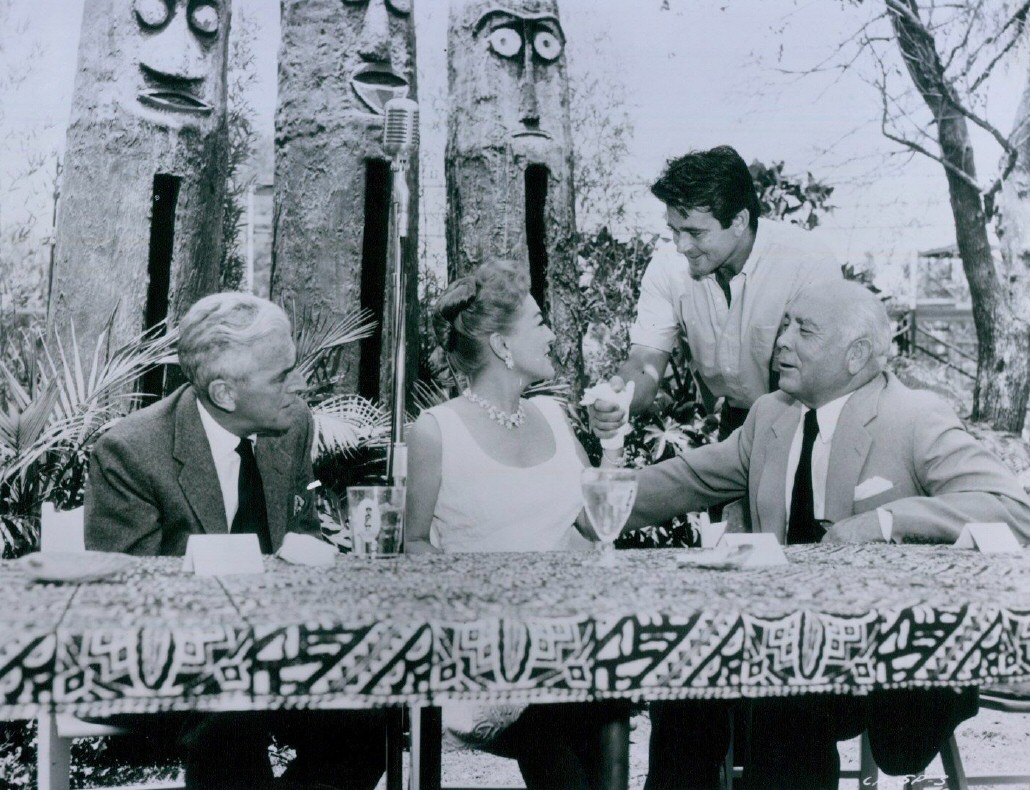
[580,467,638,566]
[347,485,405,557]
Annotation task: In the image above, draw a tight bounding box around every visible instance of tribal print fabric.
[0,545,1027,717]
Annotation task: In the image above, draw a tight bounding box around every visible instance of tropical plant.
[0,322,177,557]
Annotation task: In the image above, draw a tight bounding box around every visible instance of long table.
[2,545,1029,785]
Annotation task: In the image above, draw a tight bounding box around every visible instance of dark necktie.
[233,438,272,554]
[787,409,823,545]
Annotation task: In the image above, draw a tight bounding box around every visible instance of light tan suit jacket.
[632,372,1030,544]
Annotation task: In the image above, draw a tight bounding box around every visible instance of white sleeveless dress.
[426,396,590,553]
[425,396,591,747]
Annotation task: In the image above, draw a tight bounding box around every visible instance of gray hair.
[177,293,292,391]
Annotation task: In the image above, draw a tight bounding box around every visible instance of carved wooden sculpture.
[50,0,230,393]
[446,0,582,383]
[273,0,419,402]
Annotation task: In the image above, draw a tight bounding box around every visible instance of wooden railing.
[893,309,976,380]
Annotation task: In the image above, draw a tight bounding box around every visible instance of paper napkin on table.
[580,380,635,448]
[954,522,1023,553]
[276,532,338,567]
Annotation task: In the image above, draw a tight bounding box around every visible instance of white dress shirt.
[196,399,255,529]
[784,393,892,541]
[629,219,840,408]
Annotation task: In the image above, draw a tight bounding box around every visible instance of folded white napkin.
[276,532,337,567]
[580,380,635,448]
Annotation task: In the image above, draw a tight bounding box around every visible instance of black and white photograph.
[1,1,1029,788]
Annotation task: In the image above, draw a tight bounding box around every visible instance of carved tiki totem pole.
[273,0,419,403]
[50,0,230,391]
[446,0,582,383]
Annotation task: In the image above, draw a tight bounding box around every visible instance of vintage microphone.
[383,97,418,486]
[381,97,419,790]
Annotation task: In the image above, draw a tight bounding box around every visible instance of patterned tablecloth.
[1,545,1028,719]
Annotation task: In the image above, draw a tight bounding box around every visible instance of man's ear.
[732,209,749,237]
[846,338,873,375]
[488,332,509,361]
[207,379,237,412]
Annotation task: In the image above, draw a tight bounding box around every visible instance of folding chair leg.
[938,735,969,790]
[859,731,879,787]
[598,713,630,790]
[385,707,405,790]
[410,705,442,790]
[723,714,735,790]
[37,713,71,790]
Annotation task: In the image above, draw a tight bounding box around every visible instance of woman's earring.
[503,352,515,370]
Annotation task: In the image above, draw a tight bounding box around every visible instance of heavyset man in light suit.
[85,293,386,790]
[626,280,1030,789]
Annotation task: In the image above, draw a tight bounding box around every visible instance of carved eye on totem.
[134,0,171,29]
[487,27,523,59]
[189,2,220,37]
[340,0,411,15]
[532,29,562,62]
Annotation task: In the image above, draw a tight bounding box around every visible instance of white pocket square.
[854,476,893,500]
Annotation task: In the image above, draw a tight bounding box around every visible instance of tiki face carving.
[340,0,414,116]
[125,0,229,128]
[475,7,564,140]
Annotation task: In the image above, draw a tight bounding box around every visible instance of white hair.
[177,293,292,391]
[799,280,892,372]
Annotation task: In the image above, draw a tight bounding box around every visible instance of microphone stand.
[386,155,410,488]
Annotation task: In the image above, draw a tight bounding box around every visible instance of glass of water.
[580,467,638,566]
[346,486,405,557]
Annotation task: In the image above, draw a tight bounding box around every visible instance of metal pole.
[386,162,410,487]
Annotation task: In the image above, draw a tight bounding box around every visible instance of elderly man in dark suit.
[86,293,385,790]
[625,280,1030,790]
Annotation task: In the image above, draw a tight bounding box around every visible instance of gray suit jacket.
[633,372,1030,544]
[85,385,322,556]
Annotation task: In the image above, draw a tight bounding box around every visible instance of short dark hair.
[650,145,761,232]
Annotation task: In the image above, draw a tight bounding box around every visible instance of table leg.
[385,707,405,790]
[599,711,630,790]
[409,705,442,790]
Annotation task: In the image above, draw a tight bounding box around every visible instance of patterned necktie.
[233,438,272,554]
[787,409,822,545]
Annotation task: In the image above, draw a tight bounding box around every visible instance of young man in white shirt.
[589,145,841,443]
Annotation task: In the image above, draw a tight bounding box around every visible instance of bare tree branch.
[877,71,982,192]
[967,1,1030,92]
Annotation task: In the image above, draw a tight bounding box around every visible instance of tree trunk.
[888,1,1029,431]
[991,71,1030,432]
[273,0,419,407]
[49,0,230,361]
[446,0,584,391]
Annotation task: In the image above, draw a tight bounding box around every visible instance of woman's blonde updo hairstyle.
[433,260,530,377]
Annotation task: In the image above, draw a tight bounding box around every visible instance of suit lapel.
[173,389,229,534]
[824,374,885,522]
[755,402,801,543]
[255,437,289,549]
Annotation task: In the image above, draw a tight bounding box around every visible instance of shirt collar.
[801,390,854,445]
[196,398,255,458]
[738,222,767,279]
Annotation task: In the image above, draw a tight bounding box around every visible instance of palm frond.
[0,320,179,506]
[0,374,59,464]
[311,394,390,457]
[290,305,377,380]
[524,378,572,402]
[0,355,33,413]
[410,379,450,416]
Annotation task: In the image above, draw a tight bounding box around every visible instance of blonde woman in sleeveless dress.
[406,260,622,790]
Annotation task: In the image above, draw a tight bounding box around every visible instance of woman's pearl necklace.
[462,388,526,430]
